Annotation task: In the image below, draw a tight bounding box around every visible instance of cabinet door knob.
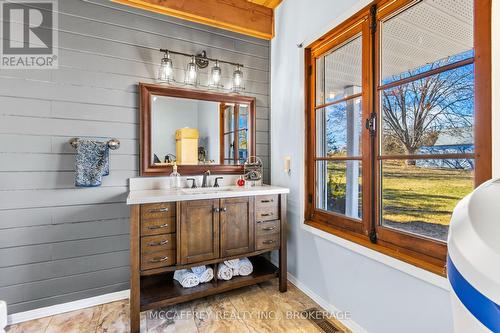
[148,223,168,230]
[221,207,227,212]
[148,207,168,213]
[148,239,168,247]
[149,256,168,263]
[213,207,220,213]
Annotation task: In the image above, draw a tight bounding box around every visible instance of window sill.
[303,220,450,291]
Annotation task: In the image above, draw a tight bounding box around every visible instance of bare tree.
[382,61,474,163]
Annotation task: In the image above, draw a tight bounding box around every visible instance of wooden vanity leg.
[279,194,288,292]
[130,205,141,333]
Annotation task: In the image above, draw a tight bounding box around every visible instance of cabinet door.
[179,199,220,264]
[220,197,255,257]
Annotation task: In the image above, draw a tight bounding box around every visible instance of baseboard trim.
[7,290,130,325]
[285,273,368,333]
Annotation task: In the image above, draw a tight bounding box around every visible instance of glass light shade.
[185,57,198,85]
[158,52,173,82]
[232,65,244,91]
[210,61,222,87]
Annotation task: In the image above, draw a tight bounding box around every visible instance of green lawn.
[325,161,474,226]
[382,161,473,225]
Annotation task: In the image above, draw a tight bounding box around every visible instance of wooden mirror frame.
[139,83,256,176]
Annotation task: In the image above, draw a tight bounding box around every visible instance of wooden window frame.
[304,0,492,275]
[309,19,371,236]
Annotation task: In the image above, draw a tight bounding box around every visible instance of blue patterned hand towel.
[75,139,109,187]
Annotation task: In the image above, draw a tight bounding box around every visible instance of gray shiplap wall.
[0,0,270,314]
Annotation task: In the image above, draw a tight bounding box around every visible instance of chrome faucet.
[201,170,211,188]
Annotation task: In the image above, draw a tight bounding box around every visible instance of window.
[305,0,491,273]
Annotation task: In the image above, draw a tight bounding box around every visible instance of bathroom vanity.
[127,184,289,332]
[128,83,288,332]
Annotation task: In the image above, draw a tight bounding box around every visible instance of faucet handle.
[214,177,224,188]
[186,178,197,188]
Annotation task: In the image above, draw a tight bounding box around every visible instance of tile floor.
[6,279,351,333]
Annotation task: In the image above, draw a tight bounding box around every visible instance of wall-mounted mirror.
[139,83,256,176]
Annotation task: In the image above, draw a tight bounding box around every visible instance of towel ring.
[69,138,120,150]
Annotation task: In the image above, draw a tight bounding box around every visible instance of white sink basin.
[181,187,237,195]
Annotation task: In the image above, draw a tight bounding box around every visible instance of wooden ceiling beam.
[111,0,274,40]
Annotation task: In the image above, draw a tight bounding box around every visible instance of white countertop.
[126,185,290,205]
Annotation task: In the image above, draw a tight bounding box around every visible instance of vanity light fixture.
[232,65,244,92]
[157,48,244,92]
[157,50,174,82]
[210,60,222,88]
[185,56,198,85]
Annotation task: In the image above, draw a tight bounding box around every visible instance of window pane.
[381,159,474,241]
[380,0,473,84]
[316,98,363,158]
[316,56,325,105]
[316,160,362,220]
[224,132,234,160]
[238,129,248,162]
[381,64,474,156]
[239,104,248,129]
[316,35,362,105]
[223,104,235,133]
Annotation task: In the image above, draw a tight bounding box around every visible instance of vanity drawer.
[255,195,279,222]
[141,203,175,219]
[141,250,176,271]
[141,234,176,254]
[256,220,280,236]
[256,206,278,222]
[255,232,280,251]
[141,216,176,236]
[255,195,278,209]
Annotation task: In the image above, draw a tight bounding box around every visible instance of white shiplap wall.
[0,0,270,314]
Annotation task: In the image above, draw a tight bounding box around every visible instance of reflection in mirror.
[221,103,249,165]
[151,95,250,166]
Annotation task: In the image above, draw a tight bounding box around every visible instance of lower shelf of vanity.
[140,255,278,311]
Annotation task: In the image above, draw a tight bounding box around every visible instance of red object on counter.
[237,178,245,186]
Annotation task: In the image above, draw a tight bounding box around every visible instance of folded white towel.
[217,263,233,281]
[191,265,207,276]
[199,267,214,283]
[237,257,253,276]
[224,259,239,269]
[190,265,214,283]
[173,269,200,288]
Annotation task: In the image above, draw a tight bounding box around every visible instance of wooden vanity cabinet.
[178,197,255,263]
[129,193,287,333]
[179,199,220,264]
[219,197,255,257]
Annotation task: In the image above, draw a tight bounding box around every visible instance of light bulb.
[185,56,197,85]
[158,51,173,82]
[232,65,243,91]
[210,60,222,87]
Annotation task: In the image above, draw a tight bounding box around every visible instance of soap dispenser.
[170,163,181,189]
